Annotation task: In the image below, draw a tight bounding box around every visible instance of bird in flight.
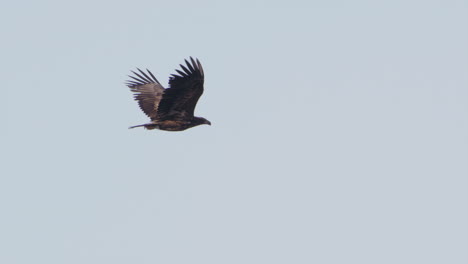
[126,57,211,131]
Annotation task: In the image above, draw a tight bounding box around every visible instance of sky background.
[1,0,467,263]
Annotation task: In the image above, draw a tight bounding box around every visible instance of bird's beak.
[206,120,212,126]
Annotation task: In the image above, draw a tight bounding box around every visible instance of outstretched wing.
[126,69,165,120]
[157,57,204,119]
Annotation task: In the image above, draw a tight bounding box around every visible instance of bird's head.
[202,118,211,126]
[194,117,211,126]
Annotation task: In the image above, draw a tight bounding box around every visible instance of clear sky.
[1,0,467,263]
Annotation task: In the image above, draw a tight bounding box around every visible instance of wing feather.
[157,57,205,119]
[186,58,195,72]
[180,64,191,75]
[126,69,165,120]
[175,69,187,77]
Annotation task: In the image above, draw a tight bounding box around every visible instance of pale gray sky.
[1,0,467,263]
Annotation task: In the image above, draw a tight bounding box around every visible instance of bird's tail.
[128,124,147,129]
[129,123,159,130]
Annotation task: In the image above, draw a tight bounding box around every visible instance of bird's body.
[128,118,208,131]
[126,57,210,131]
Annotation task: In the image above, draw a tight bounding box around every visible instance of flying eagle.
[126,57,211,131]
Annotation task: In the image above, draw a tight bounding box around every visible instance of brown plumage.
[126,57,211,131]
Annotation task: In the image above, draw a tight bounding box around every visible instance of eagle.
[126,57,211,131]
